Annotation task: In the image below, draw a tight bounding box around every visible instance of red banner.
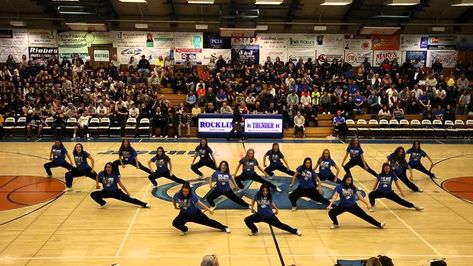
[371,35,400,51]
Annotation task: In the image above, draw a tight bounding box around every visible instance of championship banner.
[372,35,400,50]
[0,29,28,62]
[426,50,457,68]
[373,50,402,65]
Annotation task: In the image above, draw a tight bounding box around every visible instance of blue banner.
[204,33,231,49]
[406,51,427,67]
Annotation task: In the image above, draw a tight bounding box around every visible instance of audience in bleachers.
[1,51,473,139]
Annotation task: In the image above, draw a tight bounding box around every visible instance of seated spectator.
[51,110,67,139]
[191,104,201,126]
[305,104,318,127]
[378,105,392,120]
[294,111,305,138]
[433,106,444,122]
[137,55,150,76]
[73,111,90,140]
[128,104,140,119]
[219,101,233,114]
[444,104,455,122]
[332,110,348,141]
[353,91,365,114]
[456,90,471,115]
[185,91,196,109]
[422,106,434,121]
[26,109,44,139]
[320,91,332,113]
[151,106,168,138]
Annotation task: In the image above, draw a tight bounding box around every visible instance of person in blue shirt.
[234,149,281,192]
[263,143,295,178]
[190,137,218,179]
[147,146,187,188]
[112,139,151,176]
[406,141,437,179]
[341,137,377,178]
[368,163,424,212]
[44,139,74,177]
[91,162,150,208]
[332,111,348,142]
[206,161,249,209]
[387,146,422,192]
[245,183,301,236]
[172,183,230,235]
[327,174,383,229]
[315,149,341,183]
[289,157,330,210]
[64,143,97,191]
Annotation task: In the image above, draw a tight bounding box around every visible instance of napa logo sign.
[152,176,345,210]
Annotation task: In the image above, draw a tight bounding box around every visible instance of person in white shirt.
[294,111,305,138]
[300,94,311,107]
[73,111,91,140]
[129,104,140,118]
[96,102,108,118]
[220,101,233,114]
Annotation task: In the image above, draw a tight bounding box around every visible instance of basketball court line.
[361,152,443,256]
[115,182,152,257]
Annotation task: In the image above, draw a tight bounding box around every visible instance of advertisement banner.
[231,37,258,46]
[29,47,58,60]
[114,31,146,47]
[197,114,283,138]
[456,35,473,50]
[259,48,288,64]
[373,50,402,65]
[344,36,371,51]
[315,34,344,62]
[316,48,344,63]
[174,32,203,50]
[404,51,427,67]
[288,48,316,63]
[426,50,457,68]
[400,35,428,50]
[201,49,231,65]
[231,45,259,64]
[151,33,174,48]
[257,33,288,49]
[344,50,373,66]
[175,50,203,65]
[371,35,400,50]
[117,47,145,64]
[0,29,28,62]
[28,29,57,47]
[93,49,110,62]
[57,31,89,60]
[204,33,231,49]
[288,34,316,49]
[428,35,456,50]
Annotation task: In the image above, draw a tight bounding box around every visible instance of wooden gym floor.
[0,139,472,266]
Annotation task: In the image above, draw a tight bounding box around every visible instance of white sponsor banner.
[93,49,110,62]
[344,50,373,67]
[0,29,28,62]
[174,32,203,49]
[201,49,231,65]
[244,118,283,133]
[316,48,344,63]
[175,49,203,65]
[117,47,145,64]
[231,37,258,46]
[114,31,146,47]
[400,35,428,51]
[315,34,344,62]
[151,33,174,48]
[344,38,371,51]
[426,50,458,68]
[198,117,233,133]
[288,34,316,49]
[28,29,57,47]
[373,50,402,65]
[288,48,316,63]
[257,33,287,49]
[57,31,89,60]
[259,48,288,64]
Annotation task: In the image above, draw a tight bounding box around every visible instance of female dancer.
[64,143,97,191]
[368,163,424,212]
[289,157,330,211]
[234,149,281,192]
[327,174,384,229]
[315,149,341,183]
[44,139,74,177]
[341,137,378,178]
[112,139,151,176]
[172,183,230,235]
[148,146,187,188]
[91,162,150,208]
[190,137,218,179]
[245,183,301,236]
[207,161,249,209]
[407,141,438,179]
[387,147,422,192]
[262,143,295,178]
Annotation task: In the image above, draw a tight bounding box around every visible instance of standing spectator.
[432,59,443,75]
[152,106,168,138]
[456,90,471,115]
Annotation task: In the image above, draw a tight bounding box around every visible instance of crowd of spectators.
[1,50,473,139]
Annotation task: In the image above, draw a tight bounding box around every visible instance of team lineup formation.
[42,136,436,237]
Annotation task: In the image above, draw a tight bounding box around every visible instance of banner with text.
[288,34,316,49]
[288,48,316,63]
[400,35,428,51]
[344,50,373,66]
[57,31,89,60]
[28,29,57,47]
[231,45,259,64]
[373,50,402,65]
[426,50,457,68]
[204,33,231,49]
[174,32,203,51]
[29,47,58,60]
[371,35,400,50]
[202,49,231,65]
[0,29,28,62]
[404,51,427,67]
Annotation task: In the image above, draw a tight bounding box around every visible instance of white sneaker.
[415,206,424,211]
[70,138,76,141]
[210,206,216,212]
[165,135,168,139]
[174,135,178,139]
[98,203,107,209]
[179,231,186,236]
[64,187,73,192]
[268,175,273,180]
[291,207,297,212]
[296,230,302,236]
[276,187,282,193]
[418,188,424,192]
[433,175,440,179]
[330,224,339,229]
[369,207,375,212]
[248,231,258,236]
[160,135,163,138]
[380,223,386,229]
[152,185,157,189]
[224,227,231,233]
[145,203,151,208]
[47,175,52,178]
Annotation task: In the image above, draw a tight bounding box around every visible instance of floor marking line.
[115,182,152,257]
